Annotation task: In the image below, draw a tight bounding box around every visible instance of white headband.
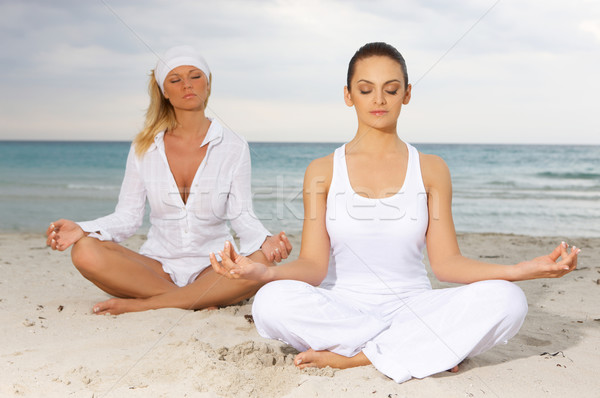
[154,45,211,93]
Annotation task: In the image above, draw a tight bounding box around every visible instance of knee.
[481,280,528,326]
[252,280,308,329]
[253,280,299,315]
[71,237,104,276]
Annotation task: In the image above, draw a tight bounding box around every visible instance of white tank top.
[321,142,432,295]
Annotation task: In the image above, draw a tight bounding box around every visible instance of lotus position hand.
[261,231,293,262]
[210,241,273,282]
[514,242,579,280]
[46,219,85,251]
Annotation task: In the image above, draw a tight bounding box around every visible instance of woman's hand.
[210,241,273,282]
[46,219,85,251]
[513,242,579,280]
[261,231,292,263]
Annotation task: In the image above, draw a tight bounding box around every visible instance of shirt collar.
[148,117,223,152]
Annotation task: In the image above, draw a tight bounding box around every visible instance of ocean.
[1,141,598,238]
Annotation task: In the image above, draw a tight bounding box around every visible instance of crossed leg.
[71,237,270,315]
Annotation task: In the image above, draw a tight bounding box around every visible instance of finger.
[225,241,241,263]
[263,249,274,262]
[560,242,569,261]
[273,248,282,263]
[220,248,241,274]
[223,241,234,261]
[280,232,293,253]
[571,246,579,270]
[279,240,289,259]
[220,248,244,278]
[557,246,579,272]
[548,242,565,262]
[46,230,56,246]
[564,246,580,271]
[209,252,228,277]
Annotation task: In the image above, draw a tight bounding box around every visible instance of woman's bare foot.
[294,348,459,375]
[92,298,148,315]
[294,349,371,370]
[93,298,220,315]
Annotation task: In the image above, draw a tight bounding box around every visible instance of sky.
[1,0,599,144]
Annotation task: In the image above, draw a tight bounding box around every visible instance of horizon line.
[1,139,599,147]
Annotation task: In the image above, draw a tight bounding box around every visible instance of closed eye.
[386,90,398,95]
[360,90,372,94]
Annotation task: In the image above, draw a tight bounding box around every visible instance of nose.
[182,77,193,88]
[374,89,386,105]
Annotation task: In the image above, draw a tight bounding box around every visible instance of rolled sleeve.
[76,145,146,243]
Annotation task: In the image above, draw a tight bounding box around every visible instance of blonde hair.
[133,70,212,157]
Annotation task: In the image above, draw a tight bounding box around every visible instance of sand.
[1,232,598,397]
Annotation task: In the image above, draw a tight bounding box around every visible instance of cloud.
[580,19,600,42]
[0,0,598,144]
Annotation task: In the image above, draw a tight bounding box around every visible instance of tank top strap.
[330,144,351,195]
[403,142,425,194]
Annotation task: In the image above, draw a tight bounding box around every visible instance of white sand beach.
[1,232,598,397]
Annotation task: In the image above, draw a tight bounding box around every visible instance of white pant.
[252,279,528,383]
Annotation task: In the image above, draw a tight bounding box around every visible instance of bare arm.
[211,155,334,286]
[422,153,578,284]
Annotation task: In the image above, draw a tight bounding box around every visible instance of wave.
[67,184,120,191]
[536,171,600,180]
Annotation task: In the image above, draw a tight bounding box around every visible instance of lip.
[183,93,197,99]
[370,110,388,116]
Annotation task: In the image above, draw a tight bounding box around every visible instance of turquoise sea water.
[1,141,598,237]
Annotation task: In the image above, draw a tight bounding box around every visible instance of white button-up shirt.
[77,119,270,266]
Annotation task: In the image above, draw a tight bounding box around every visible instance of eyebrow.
[356,79,402,85]
[166,68,202,78]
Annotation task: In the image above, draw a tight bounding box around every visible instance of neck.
[170,109,210,139]
[347,124,404,154]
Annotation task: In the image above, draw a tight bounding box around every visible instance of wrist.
[508,263,523,281]
[263,265,277,283]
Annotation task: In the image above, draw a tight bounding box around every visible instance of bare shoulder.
[419,152,451,190]
[306,153,334,174]
[304,153,334,194]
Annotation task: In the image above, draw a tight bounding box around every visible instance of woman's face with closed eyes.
[344,56,411,132]
[162,65,210,111]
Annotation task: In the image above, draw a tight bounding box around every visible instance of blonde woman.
[46,45,291,315]
[211,42,579,383]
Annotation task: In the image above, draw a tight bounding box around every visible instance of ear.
[403,84,412,105]
[344,86,354,107]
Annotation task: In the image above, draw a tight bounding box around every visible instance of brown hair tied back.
[346,42,409,91]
